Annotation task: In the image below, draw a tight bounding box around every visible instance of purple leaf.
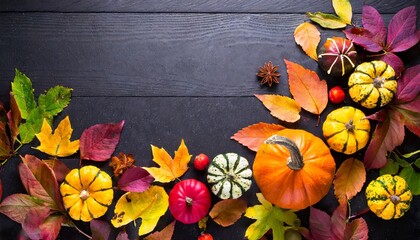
[43,158,71,182]
[344,218,369,240]
[118,167,154,192]
[344,27,384,52]
[378,52,404,77]
[362,5,386,45]
[0,194,43,224]
[331,204,347,240]
[309,207,333,240]
[0,178,2,200]
[80,120,125,161]
[396,64,420,102]
[387,6,419,52]
[22,207,51,240]
[364,110,405,169]
[116,231,130,240]
[20,155,64,211]
[90,219,111,240]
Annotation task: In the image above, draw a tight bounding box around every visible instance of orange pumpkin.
[253,129,336,210]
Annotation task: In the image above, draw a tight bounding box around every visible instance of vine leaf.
[344,5,419,76]
[255,94,301,123]
[80,120,125,161]
[284,59,328,118]
[244,193,298,240]
[209,199,247,227]
[143,139,191,183]
[111,186,169,236]
[333,158,366,205]
[117,167,154,192]
[364,65,420,169]
[308,205,368,240]
[144,220,176,240]
[35,116,80,157]
[294,22,321,61]
[231,122,285,151]
[11,69,36,119]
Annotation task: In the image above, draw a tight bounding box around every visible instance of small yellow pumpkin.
[348,60,397,109]
[366,174,412,220]
[60,165,114,222]
[322,106,370,154]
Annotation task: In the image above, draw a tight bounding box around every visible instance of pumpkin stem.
[79,190,90,201]
[373,76,385,88]
[345,119,355,132]
[390,195,401,204]
[185,196,193,206]
[265,135,304,170]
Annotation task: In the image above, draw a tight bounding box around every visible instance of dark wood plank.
[0,0,417,13]
[0,13,418,98]
[0,96,419,239]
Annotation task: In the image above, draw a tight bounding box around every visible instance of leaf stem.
[349,207,370,220]
[72,223,92,239]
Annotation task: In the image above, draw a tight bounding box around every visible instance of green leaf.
[401,149,420,159]
[332,0,352,24]
[380,158,399,176]
[18,107,44,144]
[11,69,37,119]
[415,159,420,168]
[393,154,411,168]
[306,12,347,29]
[38,86,72,119]
[399,166,420,195]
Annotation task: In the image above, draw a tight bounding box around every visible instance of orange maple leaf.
[143,139,191,183]
[284,59,328,121]
[231,122,286,151]
[255,94,301,123]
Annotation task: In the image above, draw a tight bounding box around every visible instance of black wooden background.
[0,0,419,239]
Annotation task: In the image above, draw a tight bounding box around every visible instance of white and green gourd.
[206,153,252,199]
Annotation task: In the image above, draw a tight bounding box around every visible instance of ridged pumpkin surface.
[348,60,397,109]
[253,129,336,210]
[366,174,412,220]
[60,165,114,222]
[323,106,370,154]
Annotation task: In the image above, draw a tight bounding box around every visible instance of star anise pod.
[109,152,135,176]
[257,61,280,87]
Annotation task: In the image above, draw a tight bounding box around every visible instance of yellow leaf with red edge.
[144,220,175,240]
[294,22,320,61]
[209,199,247,227]
[144,139,191,183]
[285,59,328,116]
[334,158,366,204]
[35,116,79,157]
[255,94,301,123]
[231,122,286,151]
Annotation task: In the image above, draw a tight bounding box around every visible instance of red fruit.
[198,233,214,240]
[329,86,346,104]
[169,179,212,224]
[194,153,210,170]
[318,37,358,76]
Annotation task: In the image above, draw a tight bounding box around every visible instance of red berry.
[329,86,345,104]
[194,154,210,170]
[198,233,213,240]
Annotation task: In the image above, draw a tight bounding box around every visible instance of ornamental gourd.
[169,179,211,224]
[207,153,252,199]
[322,106,370,155]
[318,37,358,76]
[348,60,397,108]
[60,165,114,222]
[366,174,412,220]
[253,129,336,210]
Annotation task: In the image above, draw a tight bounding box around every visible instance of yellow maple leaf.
[35,116,80,157]
[144,139,191,183]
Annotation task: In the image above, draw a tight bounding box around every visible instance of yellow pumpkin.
[366,174,412,220]
[60,165,114,222]
[322,106,370,154]
[348,60,397,109]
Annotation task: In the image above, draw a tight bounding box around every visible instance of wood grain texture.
[0,0,418,13]
[0,13,418,97]
[0,96,419,239]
